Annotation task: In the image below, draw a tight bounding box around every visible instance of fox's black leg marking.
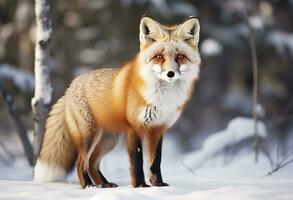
[127,133,149,187]
[132,135,148,187]
[83,171,94,187]
[98,170,118,188]
[150,137,169,187]
[98,170,108,183]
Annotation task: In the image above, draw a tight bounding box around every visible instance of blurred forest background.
[0,0,292,164]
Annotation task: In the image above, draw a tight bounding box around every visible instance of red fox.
[33,15,201,188]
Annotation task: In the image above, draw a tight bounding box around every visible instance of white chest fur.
[137,79,191,128]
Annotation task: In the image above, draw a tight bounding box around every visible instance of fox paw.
[134,183,150,188]
[151,182,169,187]
[85,184,95,188]
[101,182,118,188]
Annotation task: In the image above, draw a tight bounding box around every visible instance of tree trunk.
[31,0,53,162]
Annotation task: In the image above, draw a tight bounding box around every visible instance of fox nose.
[167,71,175,78]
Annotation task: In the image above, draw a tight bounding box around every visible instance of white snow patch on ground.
[185,117,267,168]
[1,152,292,200]
[0,124,292,200]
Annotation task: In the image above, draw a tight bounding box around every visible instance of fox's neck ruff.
[135,63,197,128]
[128,15,201,128]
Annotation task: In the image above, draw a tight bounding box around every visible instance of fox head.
[138,16,201,83]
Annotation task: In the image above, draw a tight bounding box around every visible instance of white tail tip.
[33,159,66,182]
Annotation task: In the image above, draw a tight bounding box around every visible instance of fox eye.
[176,54,185,60]
[154,54,163,59]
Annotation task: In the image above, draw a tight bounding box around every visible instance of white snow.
[1,152,292,200]
[200,38,223,57]
[256,103,266,117]
[1,122,293,200]
[185,117,267,168]
[249,16,264,29]
[268,31,293,57]
[0,64,34,92]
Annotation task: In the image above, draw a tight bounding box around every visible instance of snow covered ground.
[0,118,293,200]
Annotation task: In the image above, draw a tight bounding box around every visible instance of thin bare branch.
[264,158,293,177]
[244,0,259,163]
[182,163,197,176]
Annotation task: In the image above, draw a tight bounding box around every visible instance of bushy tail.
[33,96,76,182]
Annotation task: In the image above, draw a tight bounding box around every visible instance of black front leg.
[83,171,94,187]
[126,132,149,187]
[149,136,169,186]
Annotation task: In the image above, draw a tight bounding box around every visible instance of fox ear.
[139,16,165,46]
[175,16,200,47]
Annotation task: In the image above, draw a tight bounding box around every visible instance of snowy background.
[1,0,293,199]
